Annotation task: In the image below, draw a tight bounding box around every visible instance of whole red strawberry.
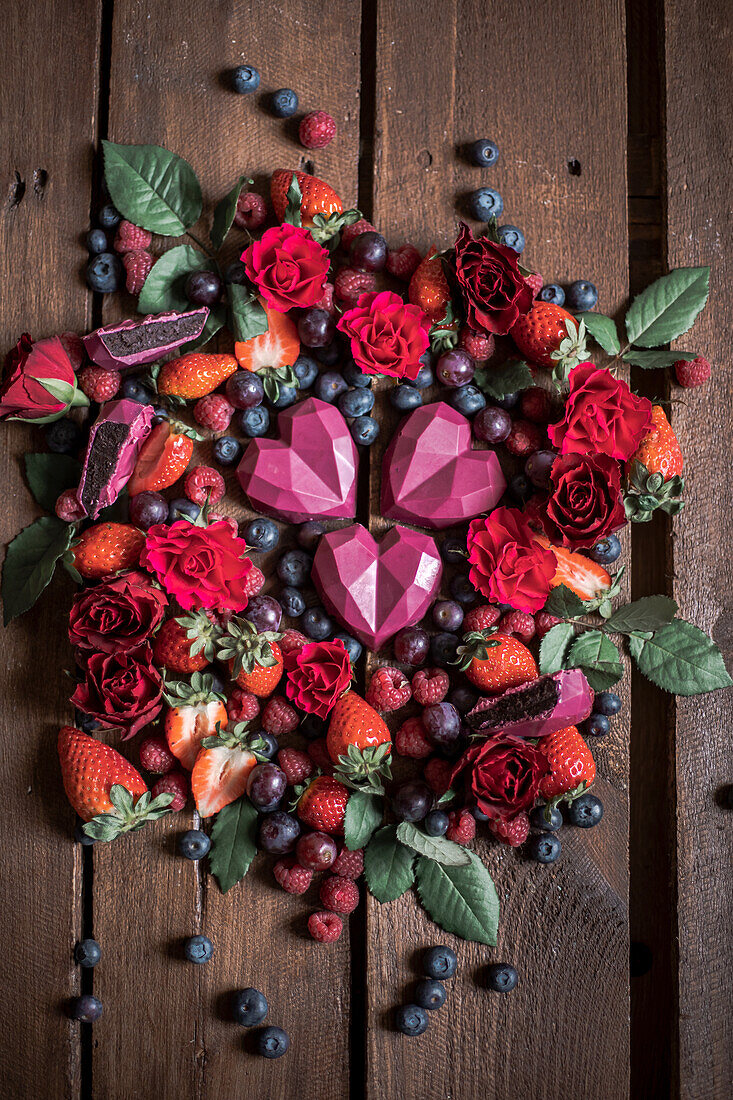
[511,302,586,371]
[540,725,595,801]
[297,775,349,835]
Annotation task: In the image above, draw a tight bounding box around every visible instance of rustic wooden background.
[1,1,731,1097]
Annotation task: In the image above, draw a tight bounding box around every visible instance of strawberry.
[297,775,349,835]
[152,613,216,674]
[408,248,451,322]
[628,404,683,480]
[539,725,595,803]
[190,724,258,817]
[157,352,238,399]
[535,534,612,600]
[72,523,145,579]
[455,630,538,694]
[127,421,195,495]
[270,168,343,226]
[163,671,228,770]
[326,691,391,764]
[216,618,283,697]
[234,300,300,374]
[510,302,587,375]
[625,405,685,522]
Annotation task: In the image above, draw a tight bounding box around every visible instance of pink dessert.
[465,669,593,739]
[83,308,209,371]
[77,398,153,518]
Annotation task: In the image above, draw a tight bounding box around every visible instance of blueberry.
[508,473,532,502]
[585,712,611,737]
[430,632,459,667]
[568,793,604,828]
[297,520,325,551]
[270,88,299,118]
[338,387,375,418]
[441,537,467,565]
[212,435,243,467]
[232,987,268,1026]
[74,939,101,968]
[277,549,312,587]
[469,187,503,221]
[567,279,599,311]
[249,731,279,760]
[98,203,121,229]
[424,810,449,837]
[472,805,490,822]
[589,534,622,565]
[301,605,332,641]
[595,691,622,717]
[342,360,372,388]
[527,832,562,863]
[449,574,476,605]
[167,497,201,524]
[178,829,211,860]
[86,251,124,293]
[334,632,362,664]
[414,978,447,1011]
[412,360,435,389]
[151,406,169,423]
[485,962,518,993]
[280,586,306,618]
[497,225,525,253]
[243,517,280,553]
[469,138,499,167]
[86,228,108,254]
[495,391,519,410]
[238,405,270,437]
[315,370,348,404]
[447,383,486,417]
[258,810,300,854]
[395,1004,429,1036]
[350,415,380,446]
[293,354,319,389]
[208,671,227,696]
[121,376,155,404]
[45,417,83,455]
[69,994,103,1022]
[183,934,213,963]
[224,259,249,285]
[268,384,298,409]
[315,341,340,366]
[231,64,260,93]
[391,779,432,823]
[529,804,563,832]
[539,283,566,306]
[389,383,422,411]
[423,944,457,980]
[247,595,282,633]
[256,1025,290,1058]
[432,600,464,633]
[449,685,478,714]
[422,702,461,752]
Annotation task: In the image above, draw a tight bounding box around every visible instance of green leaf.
[102,140,202,235]
[622,349,696,369]
[575,312,620,355]
[283,174,303,226]
[566,630,623,690]
[2,516,74,625]
[543,584,587,619]
[415,852,499,946]
[539,622,576,674]
[209,798,258,893]
[137,245,216,314]
[228,284,269,343]
[474,360,533,400]
[210,175,251,250]
[396,822,471,866]
[344,790,383,851]
[182,304,227,352]
[364,826,415,903]
[606,595,678,634]
[24,454,81,512]
[624,266,710,347]
[629,619,732,696]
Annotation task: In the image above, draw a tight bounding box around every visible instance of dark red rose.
[243,223,330,311]
[336,290,430,381]
[453,222,533,335]
[141,520,254,613]
[541,452,627,550]
[70,643,163,739]
[285,639,352,718]
[0,332,88,422]
[467,506,556,614]
[451,734,549,821]
[548,363,653,461]
[68,570,167,653]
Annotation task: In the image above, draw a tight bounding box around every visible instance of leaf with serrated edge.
[396,822,471,866]
[344,790,383,851]
[629,620,732,696]
[606,595,678,634]
[364,826,415,903]
[24,453,81,512]
[543,584,587,619]
[2,517,74,625]
[539,623,576,674]
[415,852,499,946]
[474,360,533,400]
[102,141,202,235]
[575,312,620,355]
[209,798,258,893]
[622,349,696,369]
[228,284,269,343]
[138,245,216,315]
[566,630,623,691]
[211,175,251,250]
[624,266,710,347]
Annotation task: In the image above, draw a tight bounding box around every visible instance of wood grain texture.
[664,1,733,1096]
[0,1,102,1095]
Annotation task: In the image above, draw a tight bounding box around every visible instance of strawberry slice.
[191,744,257,817]
[164,701,228,771]
[128,422,194,495]
[234,301,300,373]
[536,535,611,600]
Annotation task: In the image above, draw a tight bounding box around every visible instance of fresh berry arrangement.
[1,93,730,1051]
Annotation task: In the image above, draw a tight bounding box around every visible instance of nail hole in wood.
[33,168,48,199]
[417,149,433,169]
[567,158,582,176]
[7,171,25,209]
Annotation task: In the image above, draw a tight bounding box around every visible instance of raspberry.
[278,747,313,786]
[340,219,376,252]
[58,332,86,371]
[519,386,552,423]
[319,875,359,914]
[459,327,495,361]
[308,910,344,943]
[207,511,239,535]
[334,267,376,305]
[226,687,260,724]
[411,668,449,706]
[193,393,234,431]
[464,604,502,632]
[184,465,226,506]
[525,271,543,298]
[394,716,432,760]
[139,733,177,775]
[299,111,336,149]
[674,355,711,388]
[307,738,334,774]
[505,419,544,456]
[54,488,86,523]
[315,282,336,316]
[446,808,476,845]
[366,667,412,713]
[279,628,308,657]
[332,846,364,879]
[233,191,267,230]
[122,250,153,296]
[386,244,422,281]
[534,611,561,639]
[423,756,453,796]
[273,856,312,894]
[242,565,265,598]
[152,770,189,812]
[77,365,120,402]
[262,695,299,735]
[488,812,530,847]
[113,220,152,253]
[498,610,535,642]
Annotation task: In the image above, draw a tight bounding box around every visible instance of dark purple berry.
[525,449,557,489]
[185,270,222,306]
[129,490,168,529]
[258,810,300,854]
[350,231,388,273]
[246,595,282,633]
[298,308,336,348]
[247,763,287,808]
[226,371,264,409]
[394,626,430,666]
[297,520,325,551]
[422,702,461,750]
[391,779,432,823]
[295,831,338,870]
[473,405,512,444]
[436,349,475,388]
[431,600,464,633]
[449,684,478,714]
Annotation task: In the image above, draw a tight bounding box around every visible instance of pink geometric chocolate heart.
[312,523,442,651]
[381,401,506,529]
[237,397,358,523]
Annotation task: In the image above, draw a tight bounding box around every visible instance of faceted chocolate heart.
[312,523,442,651]
[381,401,506,529]
[237,397,358,523]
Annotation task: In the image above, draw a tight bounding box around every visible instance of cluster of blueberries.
[229,64,299,120]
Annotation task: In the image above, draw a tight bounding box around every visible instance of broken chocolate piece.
[83,308,209,371]
[77,399,153,518]
[466,669,593,739]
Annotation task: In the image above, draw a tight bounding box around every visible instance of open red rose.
[0,332,88,423]
[141,520,254,613]
[336,290,430,381]
[467,506,556,613]
[453,222,534,335]
[548,363,653,461]
[243,223,330,311]
[69,570,168,653]
[541,452,626,550]
[70,642,163,739]
[451,734,549,821]
[285,639,352,718]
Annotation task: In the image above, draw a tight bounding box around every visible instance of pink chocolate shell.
[465,669,593,739]
[77,398,153,518]
[83,308,209,371]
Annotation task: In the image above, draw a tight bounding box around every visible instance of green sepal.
[215,617,280,677]
[163,670,226,707]
[453,628,502,671]
[174,609,223,662]
[549,318,588,387]
[624,459,684,522]
[308,207,362,246]
[333,742,392,794]
[82,784,174,842]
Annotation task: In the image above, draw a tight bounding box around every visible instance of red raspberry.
[184,465,226,506]
[315,281,336,316]
[278,747,313,786]
[411,668,449,706]
[534,611,561,639]
[307,738,334,775]
[279,628,308,657]
[122,250,153,296]
[299,110,336,149]
[273,856,312,894]
[234,191,267,230]
[207,511,238,535]
[308,910,343,943]
[424,756,453,796]
[498,610,535,642]
[489,812,530,847]
[366,667,412,713]
[54,488,85,523]
[464,604,501,632]
[505,419,543,456]
[152,770,189,812]
[519,386,552,423]
[139,733,177,775]
[332,846,364,879]
[242,565,265,598]
[262,695,299,735]
[334,267,376,305]
[525,271,543,298]
[319,874,359,914]
[341,219,376,252]
[446,808,476,845]
[394,716,432,760]
[226,687,260,724]
[77,365,120,402]
[113,220,152,253]
[58,332,86,371]
[193,393,234,431]
[386,244,422,281]
[459,327,495,361]
[674,355,711,388]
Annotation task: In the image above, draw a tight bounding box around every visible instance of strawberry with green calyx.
[510,302,588,385]
[326,691,391,765]
[539,725,596,812]
[296,774,350,835]
[163,671,228,770]
[429,300,460,353]
[215,617,283,697]
[454,629,538,694]
[624,405,684,522]
[333,742,392,796]
[174,609,224,665]
[270,170,361,245]
[71,522,145,579]
[190,722,258,817]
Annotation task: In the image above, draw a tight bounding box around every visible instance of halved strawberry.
[128,421,195,495]
[191,743,257,817]
[163,672,227,770]
[234,300,300,372]
[535,534,611,600]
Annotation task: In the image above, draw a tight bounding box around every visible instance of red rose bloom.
[548,363,653,461]
[70,643,163,739]
[451,734,549,821]
[285,639,352,718]
[0,332,87,423]
[542,452,626,550]
[243,223,330,311]
[467,506,556,614]
[141,520,254,613]
[453,222,533,335]
[69,570,168,653]
[336,290,430,381]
